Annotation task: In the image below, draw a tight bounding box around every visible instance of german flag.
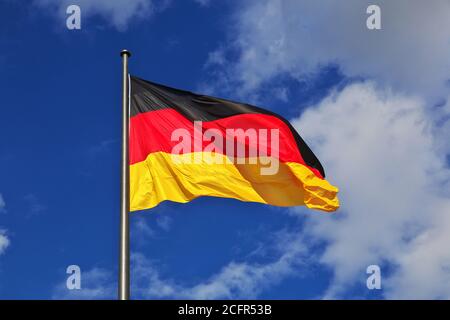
[129,76,339,212]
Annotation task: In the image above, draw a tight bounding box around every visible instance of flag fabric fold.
[129,76,339,212]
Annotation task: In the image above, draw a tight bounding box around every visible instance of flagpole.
[119,49,131,300]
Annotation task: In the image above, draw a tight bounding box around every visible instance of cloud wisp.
[0,194,6,214]
[52,267,115,299]
[34,0,171,31]
[0,230,9,256]
[52,229,310,299]
[0,194,9,256]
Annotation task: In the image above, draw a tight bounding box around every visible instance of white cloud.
[291,82,450,299]
[133,217,156,240]
[210,0,450,99]
[133,230,308,299]
[0,194,5,213]
[51,230,309,299]
[52,267,115,299]
[131,213,172,244]
[0,230,9,256]
[34,0,171,31]
[0,194,9,255]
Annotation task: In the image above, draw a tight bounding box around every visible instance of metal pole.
[119,49,131,300]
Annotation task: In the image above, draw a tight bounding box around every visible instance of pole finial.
[120,49,131,57]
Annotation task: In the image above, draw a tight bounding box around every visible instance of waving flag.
[129,76,339,212]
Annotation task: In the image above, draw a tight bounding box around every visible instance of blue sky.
[1,0,450,300]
